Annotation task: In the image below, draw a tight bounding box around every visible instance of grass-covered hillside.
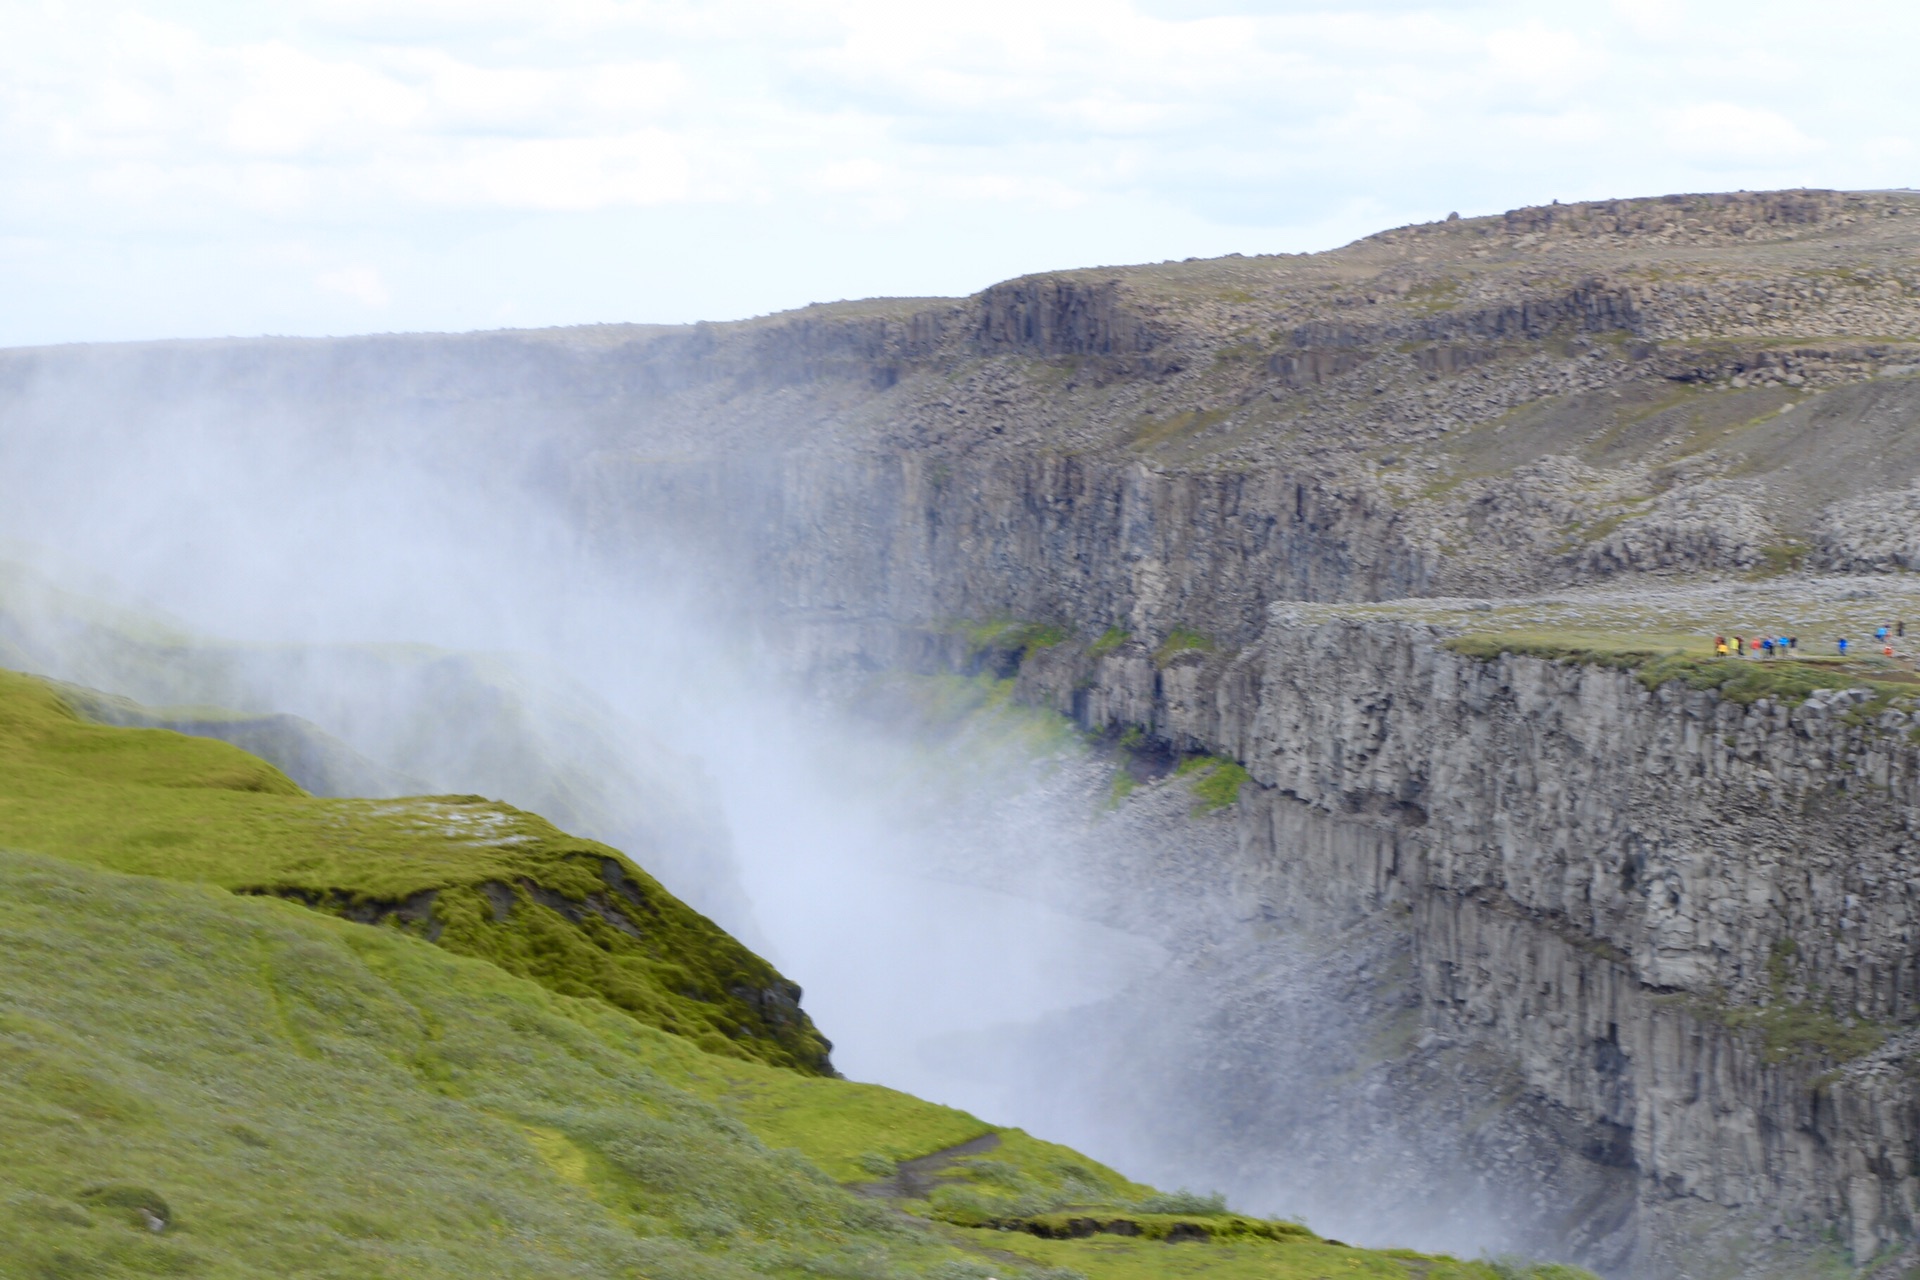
[0,556,749,932]
[0,666,1590,1279]
[51,678,421,798]
[0,668,831,1075]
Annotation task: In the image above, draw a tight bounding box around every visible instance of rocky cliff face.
[562,192,1920,652]
[569,187,1920,1272]
[16,191,1920,618]
[1000,615,1920,1275]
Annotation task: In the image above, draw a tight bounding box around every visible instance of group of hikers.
[1714,622,1906,659]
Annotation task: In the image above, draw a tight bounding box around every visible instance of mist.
[0,336,1531,1263]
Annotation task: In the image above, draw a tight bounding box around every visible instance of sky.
[3,0,1917,345]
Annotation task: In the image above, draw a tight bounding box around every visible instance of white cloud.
[1608,0,1673,40]
[220,43,424,157]
[315,264,390,305]
[0,6,697,222]
[1666,100,1818,166]
[811,157,888,193]
[3,0,1920,343]
[404,131,692,210]
[1485,20,1594,94]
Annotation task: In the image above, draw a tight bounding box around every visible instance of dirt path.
[853,1131,1001,1200]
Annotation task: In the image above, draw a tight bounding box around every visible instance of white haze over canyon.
[3,0,1917,344]
[0,369,1209,1226]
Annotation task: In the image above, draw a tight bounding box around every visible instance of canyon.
[7,187,1920,1277]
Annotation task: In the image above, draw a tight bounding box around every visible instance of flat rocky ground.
[1282,573,1920,663]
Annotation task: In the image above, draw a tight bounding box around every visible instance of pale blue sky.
[4,0,1916,345]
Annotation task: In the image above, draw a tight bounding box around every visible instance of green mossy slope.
[0,669,831,1075]
[0,847,964,1278]
[0,847,1573,1280]
[52,678,421,797]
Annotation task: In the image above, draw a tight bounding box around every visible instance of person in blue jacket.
[1839,637,1850,656]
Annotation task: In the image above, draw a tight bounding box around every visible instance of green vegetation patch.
[850,672,1086,762]
[1442,633,1673,670]
[1752,540,1811,578]
[1633,654,1869,705]
[1699,938,1893,1067]
[1667,986,1889,1068]
[1481,1264,1603,1280]
[1175,755,1252,813]
[923,1148,1145,1228]
[0,669,831,1074]
[992,1232,1532,1280]
[928,1129,1151,1215]
[949,619,1069,662]
[1154,628,1214,668]
[1443,635,1910,710]
[1727,1001,1890,1066]
[1401,277,1466,314]
[0,847,995,1279]
[1129,408,1233,451]
[705,1075,991,1184]
[1089,626,1132,659]
[916,1129,1352,1269]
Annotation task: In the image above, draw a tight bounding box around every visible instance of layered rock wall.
[1013,617,1920,1272]
[589,451,1434,652]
